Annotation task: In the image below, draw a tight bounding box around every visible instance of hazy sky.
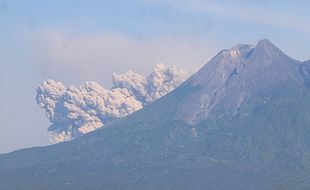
[0,0,309,153]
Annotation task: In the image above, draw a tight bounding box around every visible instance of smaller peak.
[251,39,285,59]
[257,39,272,44]
[243,39,296,65]
[255,39,277,50]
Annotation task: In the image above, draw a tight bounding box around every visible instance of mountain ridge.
[1,39,310,190]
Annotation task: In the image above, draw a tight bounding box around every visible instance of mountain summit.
[1,40,310,190]
[175,39,302,124]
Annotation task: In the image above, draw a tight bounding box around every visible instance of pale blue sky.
[0,0,309,153]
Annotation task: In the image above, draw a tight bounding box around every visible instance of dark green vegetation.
[1,40,310,190]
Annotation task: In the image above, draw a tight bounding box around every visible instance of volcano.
[1,39,310,190]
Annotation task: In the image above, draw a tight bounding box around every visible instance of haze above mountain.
[1,39,310,190]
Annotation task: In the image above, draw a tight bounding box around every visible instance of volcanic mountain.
[1,39,310,190]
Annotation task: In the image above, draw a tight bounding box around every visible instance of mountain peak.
[251,39,285,60]
[175,39,302,124]
[256,39,274,46]
[212,39,282,63]
[255,39,279,51]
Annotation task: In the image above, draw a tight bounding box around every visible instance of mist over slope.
[1,40,310,190]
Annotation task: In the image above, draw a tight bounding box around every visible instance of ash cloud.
[37,64,188,143]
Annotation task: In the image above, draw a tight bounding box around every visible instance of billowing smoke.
[112,63,187,104]
[37,64,188,143]
[144,63,187,103]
